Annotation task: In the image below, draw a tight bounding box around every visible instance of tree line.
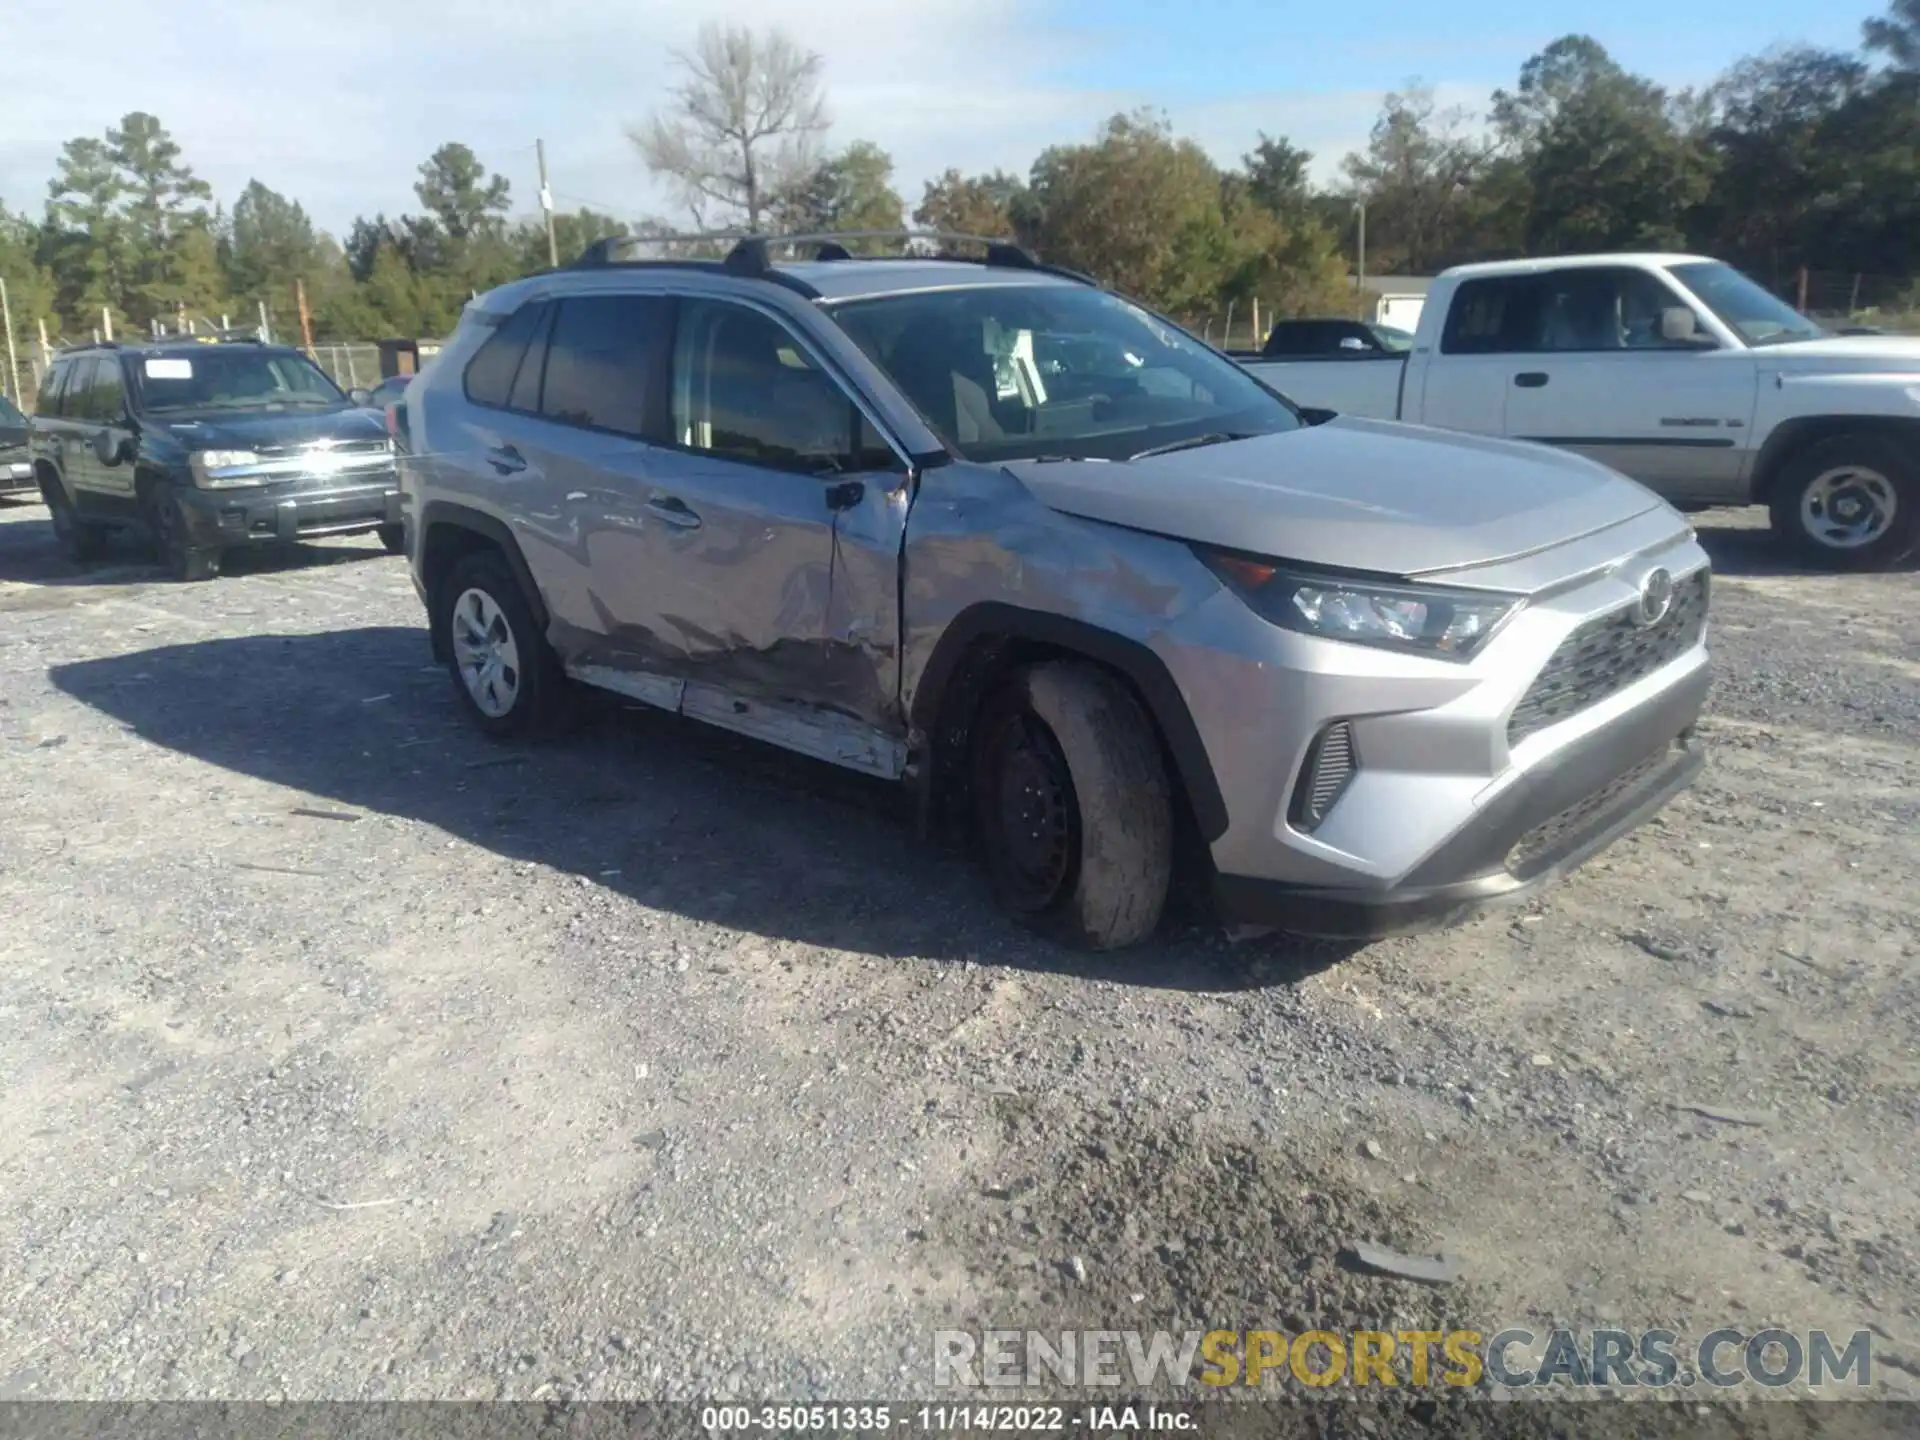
[0,0,1914,354]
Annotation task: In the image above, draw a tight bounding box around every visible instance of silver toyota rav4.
[396,233,1710,950]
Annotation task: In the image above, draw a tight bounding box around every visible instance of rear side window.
[463,302,549,408]
[1441,277,1540,355]
[541,295,673,438]
[35,361,72,417]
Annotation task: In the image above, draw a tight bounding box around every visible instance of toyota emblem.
[1636,568,1675,627]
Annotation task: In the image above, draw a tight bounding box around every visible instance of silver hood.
[1003,416,1671,577]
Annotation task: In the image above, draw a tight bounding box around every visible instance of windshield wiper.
[1127,432,1253,461]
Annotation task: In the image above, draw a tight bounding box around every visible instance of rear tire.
[436,548,569,738]
[41,474,108,563]
[1768,433,1917,571]
[971,660,1172,950]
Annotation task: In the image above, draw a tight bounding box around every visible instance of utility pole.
[0,277,20,402]
[257,299,272,344]
[537,139,559,268]
[295,278,314,351]
[1354,201,1367,319]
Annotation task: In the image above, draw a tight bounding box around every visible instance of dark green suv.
[29,338,401,580]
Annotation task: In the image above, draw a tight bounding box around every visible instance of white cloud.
[0,0,1489,240]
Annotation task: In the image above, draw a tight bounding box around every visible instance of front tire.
[1769,433,1917,571]
[436,549,569,738]
[972,661,1173,950]
[144,482,220,582]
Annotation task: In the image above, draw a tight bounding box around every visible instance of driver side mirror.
[1660,307,1713,347]
[348,387,374,407]
[92,428,130,467]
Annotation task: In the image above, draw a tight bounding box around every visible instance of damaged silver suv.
[396,232,1710,950]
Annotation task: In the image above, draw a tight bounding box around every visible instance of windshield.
[1668,262,1827,347]
[136,350,346,413]
[1369,325,1415,352]
[828,284,1301,462]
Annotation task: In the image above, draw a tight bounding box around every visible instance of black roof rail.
[573,229,1096,287]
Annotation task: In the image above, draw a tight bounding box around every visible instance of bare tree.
[630,23,830,232]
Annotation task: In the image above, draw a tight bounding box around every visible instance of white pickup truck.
[1240,253,1920,570]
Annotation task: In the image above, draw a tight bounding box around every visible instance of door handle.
[646,493,702,529]
[1514,372,1550,388]
[486,444,527,475]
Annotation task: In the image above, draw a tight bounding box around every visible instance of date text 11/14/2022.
[700,1404,1194,1432]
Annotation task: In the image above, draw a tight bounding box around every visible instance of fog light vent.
[1289,721,1356,832]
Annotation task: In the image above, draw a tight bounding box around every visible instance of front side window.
[830,283,1301,463]
[137,351,344,413]
[1669,261,1826,347]
[61,359,102,419]
[90,359,128,420]
[540,295,671,438]
[671,299,886,473]
[1530,269,1707,352]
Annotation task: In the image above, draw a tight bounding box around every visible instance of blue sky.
[0,0,1886,241]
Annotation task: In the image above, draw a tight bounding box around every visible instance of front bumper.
[1214,662,1708,939]
[1,456,32,494]
[176,475,401,548]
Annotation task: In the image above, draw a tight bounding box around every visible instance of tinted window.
[61,359,102,419]
[35,361,72,417]
[671,299,883,472]
[833,284,1300,462]
[1441,278,1540,354]
[540,295,671,437]
[463,301,548,409]
[90,358,128,419]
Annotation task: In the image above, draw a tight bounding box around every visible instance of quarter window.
[1441,278,1539,354]
[463,302,550,409]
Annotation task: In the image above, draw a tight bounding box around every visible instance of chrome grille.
[1509,570,1708,745]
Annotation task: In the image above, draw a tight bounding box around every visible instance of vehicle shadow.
[0,506,391,589]
[49,627,1356,993]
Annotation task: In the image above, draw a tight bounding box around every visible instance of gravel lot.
[0,498,1915,1417]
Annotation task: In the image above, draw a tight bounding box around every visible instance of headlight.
[189,450,262,487]
[1196,547,1521,660]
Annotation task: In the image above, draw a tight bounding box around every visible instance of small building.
[1352,275,1434,333]
[375,338,445,381]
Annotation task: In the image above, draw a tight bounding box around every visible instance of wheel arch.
[418,502,549,663]
[909,602,1229,843]
[1751,414,1920,506]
